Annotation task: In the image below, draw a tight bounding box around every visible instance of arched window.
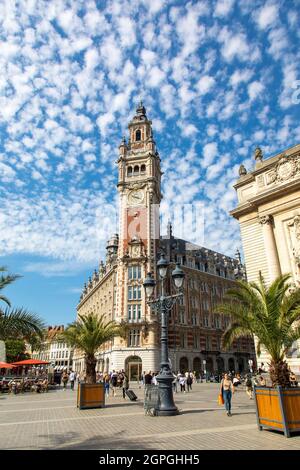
[141,164,146,173]
[133,165,139,174]
[135,129,141,141]
[127,166,132,176]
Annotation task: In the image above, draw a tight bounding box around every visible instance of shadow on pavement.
[39,430,155,450]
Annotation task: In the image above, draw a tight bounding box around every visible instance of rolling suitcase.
[126,389,138,401]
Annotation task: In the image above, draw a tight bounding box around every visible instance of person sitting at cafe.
[259,376,266,387]
[290,372,298,387]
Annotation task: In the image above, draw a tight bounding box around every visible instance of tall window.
[191,311,197,325]
[180,332,185,348]
[193,333,199,348]
[128,285,142,300]
[128,304,142,320]
[129,329,140,346]
[135,129,141,141]
[127,166,132,176]
[141,164,146,173]
[206,336,210,350]
[179,309,185,324]
[128,265,142,280]
[204,315,209,327]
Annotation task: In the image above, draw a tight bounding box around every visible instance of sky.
[0,0,299,326]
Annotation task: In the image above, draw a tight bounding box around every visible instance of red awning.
[0,362,16,369]
[11,359,50,366]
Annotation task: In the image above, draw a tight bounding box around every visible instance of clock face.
[128,190,144,205]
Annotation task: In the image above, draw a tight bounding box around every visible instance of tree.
[5,339,30,363]
[60,313,122,384]
[0,266,45,342]
[215,273,300,387]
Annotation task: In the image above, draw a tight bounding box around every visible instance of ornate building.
[32,325,74,370]
[231,143,300,373]
[74,104,255,379]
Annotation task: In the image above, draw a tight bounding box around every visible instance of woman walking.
[220,373,234,416]
[179,373,186,393]
[122,372,129,399]
[186,373,193,392]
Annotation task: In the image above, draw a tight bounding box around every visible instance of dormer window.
[127,166,132,176]
[135,129,141,141]
[141,164,146,173]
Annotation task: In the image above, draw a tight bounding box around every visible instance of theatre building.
[74,104,255,379]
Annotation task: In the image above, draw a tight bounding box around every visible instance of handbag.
[218,393,224,405]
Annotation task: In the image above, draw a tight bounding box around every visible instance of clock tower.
[114,102,162,372]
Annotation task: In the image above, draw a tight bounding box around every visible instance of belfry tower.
[114,102,162,372]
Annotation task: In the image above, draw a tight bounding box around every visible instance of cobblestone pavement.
[0,383,299,450]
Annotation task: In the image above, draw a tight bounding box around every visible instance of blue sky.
[0,0,299,326]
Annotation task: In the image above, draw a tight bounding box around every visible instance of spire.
[136,99,146,116]
[167,220,173,239]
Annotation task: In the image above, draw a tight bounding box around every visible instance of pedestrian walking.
[186,372,193,392]
[62,370,68,391]
[220,373,234,416]
[122,372,129,399]
[144,370,153,385]
[111,370,118,396]
[104,373,110,397]
[172,372,178,393]
[179,373,186,393]
[245,374,254,399]
[69,370,76,391]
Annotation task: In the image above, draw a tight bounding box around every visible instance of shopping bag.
[218,393,224,405]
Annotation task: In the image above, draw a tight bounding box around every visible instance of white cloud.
[248,80,264,101]
[255,4,279,30]
[230,68,253,87]
[220,32,250,62]
[202,142,219,168]
[214,0,235,18]
[196,75,215,95]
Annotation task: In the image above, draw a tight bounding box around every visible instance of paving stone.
[0,383,299,449]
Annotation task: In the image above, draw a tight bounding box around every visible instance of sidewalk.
[0,383,299,450]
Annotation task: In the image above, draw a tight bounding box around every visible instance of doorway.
[125,356,142,381]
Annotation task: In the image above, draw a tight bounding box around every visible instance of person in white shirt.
[179,373,186,393]
[69,371,76,391]
[152,374,158,385]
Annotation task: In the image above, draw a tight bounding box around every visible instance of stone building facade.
[32,325,74,370]
[231,143,300,373]
[74,104,255,379]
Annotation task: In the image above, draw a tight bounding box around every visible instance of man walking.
[69,370,76,391]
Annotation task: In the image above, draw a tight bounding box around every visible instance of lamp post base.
[155,372,179,416]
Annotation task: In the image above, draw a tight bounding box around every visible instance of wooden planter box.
[254,386,300,437]
[77,383,105,410]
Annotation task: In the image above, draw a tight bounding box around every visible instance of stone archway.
[216,357,225,374]
[228,358,235,372]
[125,355,142,382]
[206,357,213,374]
[238,357,245,373]
[179,357,189,373]
[193,357,201,377]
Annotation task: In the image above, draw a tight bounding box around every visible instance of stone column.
[259,215,281,282]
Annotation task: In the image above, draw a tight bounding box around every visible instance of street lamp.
[143,254,185,416]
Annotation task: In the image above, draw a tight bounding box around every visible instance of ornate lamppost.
[143,254,185,416]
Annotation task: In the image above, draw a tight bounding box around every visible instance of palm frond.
[0,307,45,341]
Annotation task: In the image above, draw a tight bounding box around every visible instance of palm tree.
[215,273,300,387]
[0,266,20,307]
[0,266,45,342]
[60,313,122,384]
